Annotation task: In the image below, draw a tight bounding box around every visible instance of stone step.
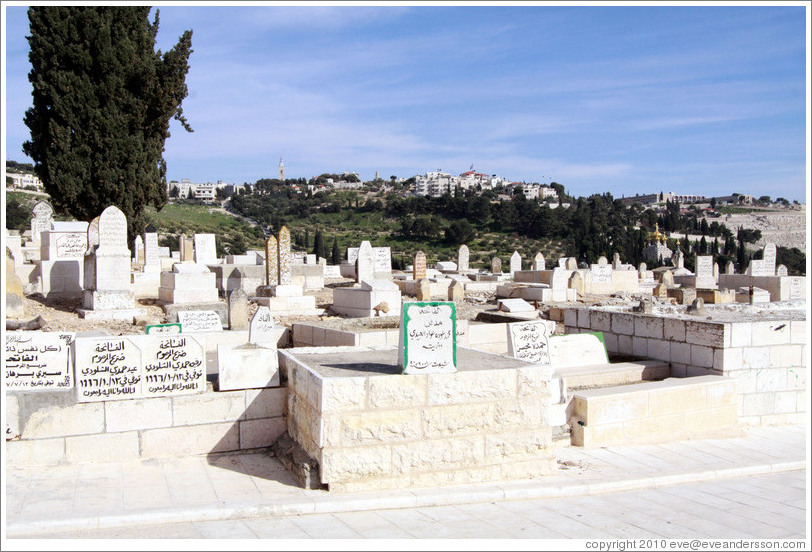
[567,375,740,448]
[556,359,671,391]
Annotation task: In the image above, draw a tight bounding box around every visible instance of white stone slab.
[360,279,400,291]
[172,262,211,274]
[506,320,553,365]
[194,234,217,264]
[249,306,286,347]
[217,344,280,390]
[436,261,457,271]
[548,333,608,368]
[140,335,206,397]
[75,336,142,401]
[5,332,75,390]
[178,310,223,332]
[498,298,536,313]
[398,301,457,374]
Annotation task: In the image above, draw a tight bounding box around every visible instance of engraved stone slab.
[75,337,142,402]
[498,298,536,313]
[356,241,375,283]
[97,205,129,254]
[217,344,280,391]
[265,236,278,286]
[591,264,613,284]
[140,335,205,398]
[548,333,608,368]
[5,332,75,390]
[55,233,87,258]
[762,243,777,276]
[249,306,285,347]
[506,320,553,365]
[30,200,54,245]
[491,257,502,274]
[146,323,182,334]
[143,232,160,268]
[178,310,223,332]
[398,301,456,374]
[278,226,291,285]
[789,277,802,299]
[413,251,427,280]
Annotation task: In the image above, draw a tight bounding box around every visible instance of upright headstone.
[133,235,144,263]
[491,257,502,274]
[761,243,777,276]
[227,289,249,331]
[180,234,194,262]
[413,251,427,280]
[506,320,552,365]
[713,262,720,281]
[356,240,375,283]
[612,253,622,270]
[776,264,789,277]
[416,278,431,301]
[30,200,54,246]
[565,257,578,270]
[372,246,392,276]
[695,255,715,289]
[84,217,100,290]
[457,245,470,272]
[660,270,675,287]
[448,280,464,302]
[533,252,545,271]
[265,236,278,286]
[194,234,217,265]
[143,230,160,272]
[277,226,291,285]
[674,250,685,270]
[597,256,608,266]
[249,306,285,348]
[726,261,735,275]
[569,271,585,294]
[398,301,456,374]
[509,251,521,275]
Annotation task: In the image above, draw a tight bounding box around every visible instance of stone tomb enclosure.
[280,346,555,492]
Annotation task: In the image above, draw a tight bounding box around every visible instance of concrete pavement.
[3,424,808,540]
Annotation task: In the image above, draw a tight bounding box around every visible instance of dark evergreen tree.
[23,6,193,243]
[331,237,341,265]
[312,230,328,260]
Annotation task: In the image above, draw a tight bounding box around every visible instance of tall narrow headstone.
[143,231,160,272]
[265,236,278,286]
[695,255,715,288]
[509,251,521,275]
[356,241,375,283]
[612,253,622,269]
[84,217,100,290]
[133,235,144,263]
[277,226,291,285]
[457,244,470,272]
[533,252,545,271]
[448,280,464,302]
[413,251,427,280]
[674,250,685,270]
[180,234,194,262]
[726,261,735,275]
[30,200,54,246]
[565,257,578,270]
[761,243,777,276]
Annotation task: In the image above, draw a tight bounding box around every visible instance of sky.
[2,2,809,203]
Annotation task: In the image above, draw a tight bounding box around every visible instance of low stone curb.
[6,459,805,538]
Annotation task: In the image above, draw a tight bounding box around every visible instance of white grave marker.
[75,337,142,402]
[398,301,456,374]
[506,320,553,365]
[141,335,206,397]
[5,332,75,390]
[249,306,286,347]
[178,310,223,332]
[194,233,217,264]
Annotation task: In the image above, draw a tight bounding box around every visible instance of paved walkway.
[3,425,808,540]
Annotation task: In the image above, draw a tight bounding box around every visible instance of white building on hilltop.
[7,172,44,191]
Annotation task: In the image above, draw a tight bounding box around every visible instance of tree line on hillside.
[227,184,806,275]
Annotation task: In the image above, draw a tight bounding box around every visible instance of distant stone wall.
[563,307,807,426]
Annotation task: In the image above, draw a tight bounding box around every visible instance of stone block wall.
[279,347,555,492]
[5,385,286,466]
[563,307,807,426]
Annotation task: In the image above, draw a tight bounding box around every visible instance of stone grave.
[29,200,54,248]
[332,278,402,318]
[227,289,250,331]
[253,228,322,316]
[533,252,545,271]
[457,244,470,272]
[342,244,392,280]
[413,250,427,280]
[78,206,145,320]
[491,257,502,274]
[398,301,457,374]
[38,220,88,300]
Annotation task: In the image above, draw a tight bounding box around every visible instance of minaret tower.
[278,157,285,181]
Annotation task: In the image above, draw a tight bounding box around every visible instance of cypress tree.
[23,6,193,243]
[331,237,341,265]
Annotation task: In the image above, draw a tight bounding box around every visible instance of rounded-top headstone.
[457,244,469,272]
[97,205,129,254]
[597,256,608,266]
[413,250,427,280]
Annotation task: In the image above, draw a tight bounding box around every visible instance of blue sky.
[3,2,809,202]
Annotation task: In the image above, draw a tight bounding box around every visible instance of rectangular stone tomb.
[5,331,75,390]
[74,334,206,402]
[279,347,555,492]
